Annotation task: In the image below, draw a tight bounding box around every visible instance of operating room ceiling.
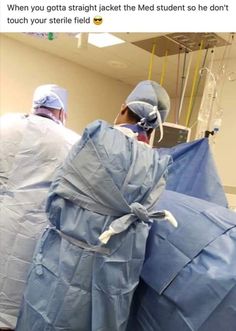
[3,32,236,97]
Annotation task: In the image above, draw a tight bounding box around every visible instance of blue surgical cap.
[126,80,170,129]
[32,84,68,112]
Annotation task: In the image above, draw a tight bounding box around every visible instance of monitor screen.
[152,123,191,148]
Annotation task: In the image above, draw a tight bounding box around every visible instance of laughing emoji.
[93,16,103,25]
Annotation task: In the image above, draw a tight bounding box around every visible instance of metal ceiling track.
[132,33,231,56]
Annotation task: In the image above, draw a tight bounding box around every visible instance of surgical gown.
[16,120,171,331]
[0,113,80,328]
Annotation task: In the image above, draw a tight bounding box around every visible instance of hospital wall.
[0,35,132,134]
[211,58,236,209]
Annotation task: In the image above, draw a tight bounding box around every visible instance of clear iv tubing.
[178,53,193,121]
[195,48,216,138]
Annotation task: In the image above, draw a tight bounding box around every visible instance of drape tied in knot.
[130,202,150,223]
[99,202,177,244]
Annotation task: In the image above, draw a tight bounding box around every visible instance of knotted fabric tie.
[99,202,177,244]
[130,202,150,222]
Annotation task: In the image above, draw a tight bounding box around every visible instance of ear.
[59,109,62,121]
[120,104,127,115]
[59,109,65,124]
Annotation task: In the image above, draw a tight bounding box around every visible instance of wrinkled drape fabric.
[128,190,236,331]
[157,138,228,207]
[0,113,80,328]
[16,120,171,331]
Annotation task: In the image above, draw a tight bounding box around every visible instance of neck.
[33,108,62,125]
[116,123,149,143]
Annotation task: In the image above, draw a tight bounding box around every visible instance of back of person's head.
[115,80,170,143]
[32,84,68,125]
[125,80,170,130]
